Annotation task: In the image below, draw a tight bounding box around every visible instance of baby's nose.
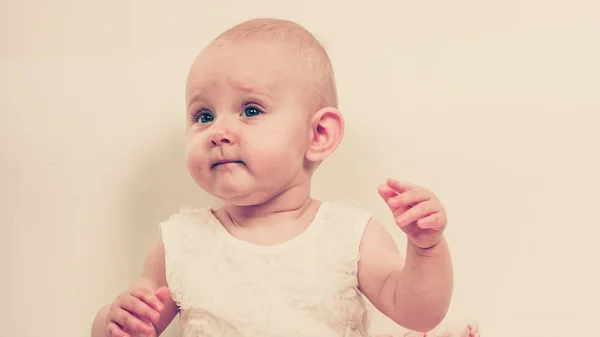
[209,129,233,147]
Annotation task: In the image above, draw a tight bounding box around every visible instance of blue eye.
[244,107,262,117]
[196,112,214,123]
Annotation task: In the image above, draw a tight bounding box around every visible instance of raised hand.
[378,179,447,249]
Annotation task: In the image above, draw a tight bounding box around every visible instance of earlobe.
[305,107,345,162]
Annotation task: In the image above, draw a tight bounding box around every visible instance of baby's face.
[184,39,314,205]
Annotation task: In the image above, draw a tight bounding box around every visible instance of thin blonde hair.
[208,18,338,111]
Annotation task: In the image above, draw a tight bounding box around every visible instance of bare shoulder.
[357,218,405,314]
[360,218,403,255]
[137,239,168,288]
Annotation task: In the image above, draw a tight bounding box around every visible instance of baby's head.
[184,18,343,206]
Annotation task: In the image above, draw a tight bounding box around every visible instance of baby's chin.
[208,182,267,206]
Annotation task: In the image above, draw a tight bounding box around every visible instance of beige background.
[1,1,599,337]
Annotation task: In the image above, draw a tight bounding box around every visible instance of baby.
[91,18,453,337]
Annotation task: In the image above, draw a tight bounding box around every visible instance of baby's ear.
[305,107,345,162]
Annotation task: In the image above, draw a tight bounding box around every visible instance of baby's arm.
[357,219,453,332]
[91,240,178,337]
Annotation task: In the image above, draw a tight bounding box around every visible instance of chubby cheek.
[247,134,306,178]
[185,136,211,187]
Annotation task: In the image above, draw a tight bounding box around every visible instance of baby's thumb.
[155,287,171,304]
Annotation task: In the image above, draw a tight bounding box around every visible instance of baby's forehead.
[188,41,310,93]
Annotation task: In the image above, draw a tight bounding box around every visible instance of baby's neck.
[222,184,316,229]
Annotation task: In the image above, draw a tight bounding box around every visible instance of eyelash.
[192,110,213,124]
[192,104,264,124]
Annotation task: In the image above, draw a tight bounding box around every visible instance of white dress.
[159,199,373,337]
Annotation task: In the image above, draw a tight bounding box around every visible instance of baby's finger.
[388,188,432,209]
[416,212,445,229]
[107,321,129,337]
[111,307,155,336]
[378,183,398,201]
[131,288,164,312]
[121,295,160,323]
[386,179,415,193]
[395,200,439,227]
[155,287,171,304]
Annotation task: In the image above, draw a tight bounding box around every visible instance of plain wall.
[1,1,599,336]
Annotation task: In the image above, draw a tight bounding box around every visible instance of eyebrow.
[233,82,278,103]
[186,83,278,110]
[186,92,206,110]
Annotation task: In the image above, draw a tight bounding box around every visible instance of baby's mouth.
[211,160,244,169]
